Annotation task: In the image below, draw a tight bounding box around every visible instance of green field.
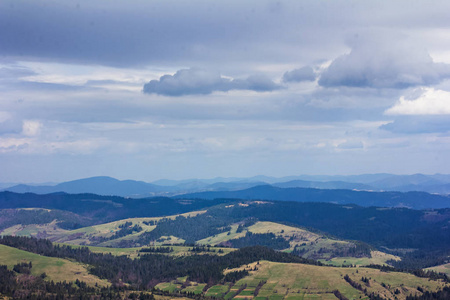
[426,263,450,276]
[223,260,448,300]
[2,240,447,300]
[182,283,207,294]
[197,221,321,247]
[1,220,68,238]
[197,221,380,262]
[320,251,401,267]
[15,210,208,246]
[63,244,235,258]
[155,278,207,295]
[0,244,109,287]
[205,284,230,297]
[155,282,182,293]
[197,223,247,245]
[2,214,396,265]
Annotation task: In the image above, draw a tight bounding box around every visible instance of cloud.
[143,68,281,96]
[385,88,450,115]
[22,120,42,137]
[0,112,22,135]
[337,140,364,150]
[283,66,316,83]
[319,33,450,89]
[380,116,450,134]
[0,66,36,79]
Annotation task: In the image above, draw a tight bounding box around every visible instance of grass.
[156,279,208,295]
[155,282,181,293]
[224,260,449,300]
[205,284,230,297]
[196,221,321,247]
[320,251,401,267]
[197,221,378,262]
[238,289,256,296]
[197,224,247,245]
[0,244,109,287]
[426,263,450,276]
[1,220,67,238]
[181,283,207,294]
[52,210,207,246]
[248,222,319,241]
[60,243,235,259]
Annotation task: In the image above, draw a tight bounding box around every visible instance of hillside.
[0,244,108,287]
[2,176,168,197]
[1,194,449,268]
[3,174,450,198]
[427,263,450,276]
[0,192,231,226]
[225,260,447,300]
[178,185,450,209]
[157,261,450,300]
[2,208,379,263]
[0,236,448,300]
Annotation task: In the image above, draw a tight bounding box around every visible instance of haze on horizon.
[1,0,450,183]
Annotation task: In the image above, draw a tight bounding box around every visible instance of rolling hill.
[1,237,448,300]
[178,185,450,209]
[0,191,231,225]
[0,244,108,287]
[1,189,450,299]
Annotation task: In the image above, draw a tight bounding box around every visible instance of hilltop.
[3,173,450,198]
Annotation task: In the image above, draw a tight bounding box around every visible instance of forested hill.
[0,191,230,223]
[176,185,450,209]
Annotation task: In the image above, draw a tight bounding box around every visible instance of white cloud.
[22,120,42,137]
[337,140,364,150]
[0,111,12,122]
[385,88,450,115]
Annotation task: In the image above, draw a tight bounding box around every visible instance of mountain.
[0,191,231,224]
[3,174,450,198]
[367,173,445,190]
[177,185,450,209]
[273,179,374,190]
[2,191,449,259]
[2,176,170,197]
[2,176,268,197]
[205,181,268,191]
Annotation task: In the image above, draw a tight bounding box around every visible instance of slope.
[177,185,450,209]
[0,244,108,287]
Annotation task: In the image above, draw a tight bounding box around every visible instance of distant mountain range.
[2,173,450,199]
[177,185,450,209]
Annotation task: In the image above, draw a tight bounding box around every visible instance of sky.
[1,0,450,183]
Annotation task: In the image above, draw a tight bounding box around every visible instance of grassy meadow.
[0,244,109,287]
[155,259,448,300]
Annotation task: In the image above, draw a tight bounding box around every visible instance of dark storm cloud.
[143,68,281,96]
[319,34,450,89]
[1,0,318,68]
[3,0,450,72]
[283,66,316,83]
[8,1,450,69]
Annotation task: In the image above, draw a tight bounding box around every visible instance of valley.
[0,186,449,299]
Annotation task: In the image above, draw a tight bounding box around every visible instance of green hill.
[0,244,108,287]
[426,263,450,276]
[157,260,449,300]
